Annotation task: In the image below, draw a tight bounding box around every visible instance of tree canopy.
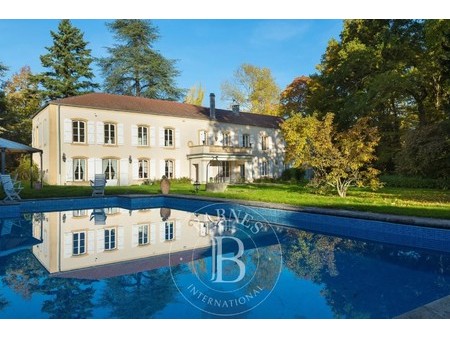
[35,19,98,101]
[184,83,205,105]
[2,66,41,145]
[98,19,184,100]
[221,63,280,115]
[281,19,450,178]
[281,113,381,197]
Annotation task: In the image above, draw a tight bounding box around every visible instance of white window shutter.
[88,121,95,144]
[150,223,156,244]
[159,222,166,242]
[200,223,207,237]
[257,134,262,151]
[95,158,103,174]
[209,131,214,145]
[175,128,181,148]
[132,159,139,180]
[87,230,95,254]
[218,131,223,146]
[238,130,242,147]
[230,130,235,146]
[88,158,95,181]
[64,119,72,143]
[150,159,156,180]
[131,225,139,247]
[64,233,72,258]
[38,122,43,147]
[66,158,73,182]
[175,159,181,178]
[131,125,138,146]
[175,220,181,240]
[43,120,48,146]
[96,229,104,252]
[117,123,124,145]
[118,227,124,250]
[250,134,255,148]
[119,158,129,186]
[150,126,156,147]
[268,136,273,150]
[159,127,164,147]
[96,122,104,145]
[159,160,165,179]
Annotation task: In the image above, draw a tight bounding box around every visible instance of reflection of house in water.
[32,208,214,279]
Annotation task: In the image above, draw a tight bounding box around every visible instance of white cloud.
[250,20,311,44]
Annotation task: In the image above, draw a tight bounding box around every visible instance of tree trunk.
[336,181,347,198]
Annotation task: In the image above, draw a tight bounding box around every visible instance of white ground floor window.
[103,159,118,180]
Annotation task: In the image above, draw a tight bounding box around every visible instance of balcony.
[188,145,252,159]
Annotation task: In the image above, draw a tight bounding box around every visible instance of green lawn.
[3,182,449,220]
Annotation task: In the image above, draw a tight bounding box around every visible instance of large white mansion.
[32,92,285,186]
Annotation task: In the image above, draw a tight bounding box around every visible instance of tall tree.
[0,61,8,136]
[99,19,183,100]
[221,63,280,115]
[184,83,205,105]
[279,75,312,117]
[36,19,98,101]
[306,19,450,173]
[2,66,41,145]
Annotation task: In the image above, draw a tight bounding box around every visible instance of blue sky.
[0,19,342,108]
[0,1,442,109]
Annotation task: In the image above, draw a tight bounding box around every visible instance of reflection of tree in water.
[100,267,180,318]
[247,244,281,291]
[320,244,450,318]
[282,229,450,318]
[282,230,344,283]
[0,294,8,312]
[2,250,96,318]
[3,250,47,299]
[40,278,96,318]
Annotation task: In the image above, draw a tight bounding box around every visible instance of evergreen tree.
[0,62,9,136]
[98,19,183,100]
[36,19,98,101]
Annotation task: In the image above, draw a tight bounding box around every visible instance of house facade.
[32,92,285,186]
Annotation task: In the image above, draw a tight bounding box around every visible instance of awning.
[0,137,42,154]
[0,137,43,187]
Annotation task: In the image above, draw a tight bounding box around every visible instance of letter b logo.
[211,236,246,283]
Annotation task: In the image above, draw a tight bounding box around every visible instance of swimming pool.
[1,195,450,318]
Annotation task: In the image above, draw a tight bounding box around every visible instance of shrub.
[380,175,449,189]
[12,155,40,182]
[280,167,305,182]
[395,120,450,179]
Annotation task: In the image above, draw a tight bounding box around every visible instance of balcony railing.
[189,145,252,156]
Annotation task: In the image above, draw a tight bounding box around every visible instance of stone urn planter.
[160,176,171,194]
[206,182,228,192]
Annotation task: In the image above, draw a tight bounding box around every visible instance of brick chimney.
[232,103,240,114]
[209,93,216,120]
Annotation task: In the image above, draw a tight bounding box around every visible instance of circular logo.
[169,203,282,317]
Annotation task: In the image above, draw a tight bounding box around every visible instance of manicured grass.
[3,182,449,220]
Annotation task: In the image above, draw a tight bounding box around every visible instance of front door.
[240,164,245,181]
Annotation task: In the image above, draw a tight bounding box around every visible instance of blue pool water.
[1,196,450,319]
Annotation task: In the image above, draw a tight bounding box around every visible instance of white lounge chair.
[1,174,23,201]
[90,208,107,225]
[90,174,106,197]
